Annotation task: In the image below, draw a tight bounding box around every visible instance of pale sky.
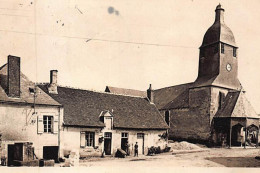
[0,0,260,112]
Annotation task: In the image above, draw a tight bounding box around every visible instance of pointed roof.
[215,91,259,119]
[201,4,237,48]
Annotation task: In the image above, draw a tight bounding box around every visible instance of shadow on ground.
[206,157,260,167]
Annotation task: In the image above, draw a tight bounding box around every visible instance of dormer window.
[99,111,114,130]
[221,43,224,54]
[233,48,237,57]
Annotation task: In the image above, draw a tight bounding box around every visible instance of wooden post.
[244,127,247,149]
[256,129,259,148]
[229,121,232,148]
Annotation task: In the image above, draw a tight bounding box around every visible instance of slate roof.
[38,84,169,129]
[105,86,147,98]
[153,83,194,110]
[193,75,242,91]
[0,64,60,106]
[201,4,237,48]
[215,91,259,119]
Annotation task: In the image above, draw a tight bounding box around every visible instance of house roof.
[153,83,194,110]
[215,91,259,119]
[105,86,147,98]
[0,64,60,106]
[38,84,169,129]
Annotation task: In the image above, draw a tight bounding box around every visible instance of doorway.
[43,146,59,162]
[137,133,144,155]
[7,144,15,166]
[231,124,243,146]
[104,132,112,155]
[121,133,129,153]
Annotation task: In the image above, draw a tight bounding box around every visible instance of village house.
[0,56,62,166]
[150,4,260,147]
[38,71,169,157]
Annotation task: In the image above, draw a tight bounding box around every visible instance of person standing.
[134,142,138,157]
[125,140,130,156]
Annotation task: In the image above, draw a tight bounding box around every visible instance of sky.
[0,0,260,112]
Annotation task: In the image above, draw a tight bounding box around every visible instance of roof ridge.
[38,83,147,99]
[106,85,145,92]
[154,82,193,91]
[229,91,241,117]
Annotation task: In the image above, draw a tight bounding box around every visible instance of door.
[104,132,112,155]
[14,143,23,161]
[43,146,59,162]
[7,144,15,166]
[137,133,144,155]
[121,133,129,152]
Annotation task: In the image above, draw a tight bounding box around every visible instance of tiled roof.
[105,86,147,98]
[215,91,259,119]
[38,85,169,129]
[153,83,193,110]
[193,75,242,90]
[0,64,60,106]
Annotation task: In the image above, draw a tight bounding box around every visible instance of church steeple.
[195,4,241,90]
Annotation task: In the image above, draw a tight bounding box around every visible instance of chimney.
[48,70,58,94]
[147,84,154,103]
[7,55,20,98]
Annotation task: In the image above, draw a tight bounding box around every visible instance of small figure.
[125,140,130,156]
[134,142,138,157]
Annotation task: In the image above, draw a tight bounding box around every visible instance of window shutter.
[37,115,43,134]
[53,115,59,134]
[80,132,86,148]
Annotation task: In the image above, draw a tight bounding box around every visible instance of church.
[148,4,259,147]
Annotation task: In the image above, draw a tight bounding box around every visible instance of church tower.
[195,4,241,90]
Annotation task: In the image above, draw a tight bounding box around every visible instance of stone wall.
[62,126,167,157]
[163,87,213,143]
[0,104,61,159]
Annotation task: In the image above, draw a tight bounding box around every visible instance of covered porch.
[213,117,259,148]
[212,91,260,147]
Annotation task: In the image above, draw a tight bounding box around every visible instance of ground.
[75,148,260,167]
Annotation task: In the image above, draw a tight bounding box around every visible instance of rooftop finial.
[215,4,225,23]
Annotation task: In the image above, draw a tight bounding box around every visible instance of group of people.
[124,141,139,157]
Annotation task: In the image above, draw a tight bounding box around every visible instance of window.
[85,132,95,147]
[233,48,237,57]
[104,117,113,130]
[29,87,35,94]
[104,132,112,138]
[43,116,53,133]
[218,92,225,110]
[165,111,170,126]
[121,133,128,138]
[221,43,224,54]
[137,133,144,139]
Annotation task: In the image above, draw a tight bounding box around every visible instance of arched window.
[165,111,170,126]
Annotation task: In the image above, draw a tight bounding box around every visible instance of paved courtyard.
[78,148,260,167]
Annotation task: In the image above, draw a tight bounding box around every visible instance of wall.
[62,126,167,157]
[0,103,61,159]
[209,87,229,123]
[165,87,212,142]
